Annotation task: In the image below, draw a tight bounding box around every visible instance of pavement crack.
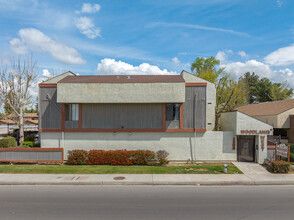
[237,205,275,220]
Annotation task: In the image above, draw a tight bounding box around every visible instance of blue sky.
[1,0,294,86]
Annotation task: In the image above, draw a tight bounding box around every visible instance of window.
[166,104,180,121]
[65,104,79,121]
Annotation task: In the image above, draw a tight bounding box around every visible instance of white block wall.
[40,131,236,162]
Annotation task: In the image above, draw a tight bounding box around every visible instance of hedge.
[24,134,35,142]
[0,136,16,148]
[21,141,35,148]
[67,149,169,166]
[67,150,89,165]
[266,160,290,173]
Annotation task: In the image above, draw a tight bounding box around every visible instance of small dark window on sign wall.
[65,104,79,121]
[166,104,180,121]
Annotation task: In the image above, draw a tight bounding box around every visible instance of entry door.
[237,136,255,162]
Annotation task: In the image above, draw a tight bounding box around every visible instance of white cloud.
[172,57,180,65]
[75,17,101,39]
[216,51,227,63]
[81,3,101,14]
[222,60,294,87]
[264,44,294,66]
[238,51,248,58]
[222,60,274,78]
[9,38,28,54]
[97,58,177,75]
[41,69,53,79]
[147,22,250,37]
[10,28,85,65]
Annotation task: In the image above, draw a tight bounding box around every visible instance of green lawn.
[0,164,242,174]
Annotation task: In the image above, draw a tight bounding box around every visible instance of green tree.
[191,56,248,130]
[0,113,5,120]
[24,108,37,113]
[269,82,293,101]
[240,72,293,103]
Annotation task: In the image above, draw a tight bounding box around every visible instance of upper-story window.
[65,104,79,121]
[166,104,180,121]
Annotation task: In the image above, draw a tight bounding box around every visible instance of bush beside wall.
[67,149,169,166]
[266,160,290,173]
[0,136,16,148]
[21,141,35,148]
[89,150,132,165]
[24,134,35,142]
[67,150,89,165]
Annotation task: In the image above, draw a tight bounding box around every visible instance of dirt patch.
[185,168,208,172]
[168,163,233,167]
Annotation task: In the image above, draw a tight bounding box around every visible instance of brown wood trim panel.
[0,159,63,163]
[267,145,276,149]
[79,104,82,129]
[61,103,65,130]
[185,83,207,87]
[179,103,183,129]
[165,129,207,132]
[39,83,57,87]
[39,129,63,132]
[0,148,63,152]
[162,103,166,129]
[39,128,207,132]
[63,129,165,132]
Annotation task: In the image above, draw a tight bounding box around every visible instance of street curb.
[1,181,294,186]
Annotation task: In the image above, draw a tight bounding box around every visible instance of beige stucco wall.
[236,112,273,135]
[241,108,294,129]
[220,111,273,135]
[219,111,237,132]
[253,115,278,128]
[57,82,185,103]
[276,108,294,128]
[40,131,236,162]
[181,71,216,131]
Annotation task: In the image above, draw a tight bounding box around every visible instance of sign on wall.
[261,136,265,151]
[240,130,270,135]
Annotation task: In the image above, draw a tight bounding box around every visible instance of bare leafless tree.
[0,55,38,144]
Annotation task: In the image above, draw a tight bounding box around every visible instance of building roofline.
[40,71,76,84]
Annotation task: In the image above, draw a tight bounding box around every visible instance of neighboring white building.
[39,70,273,164]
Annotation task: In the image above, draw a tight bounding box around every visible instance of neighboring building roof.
[0,119,17,125]
[6,113,38,118]
[235,99,294,116]
[24,113,38,118]
[25,119,38,125]
[58,75,185,84]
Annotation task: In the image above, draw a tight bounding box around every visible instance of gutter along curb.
[0,174,294,185]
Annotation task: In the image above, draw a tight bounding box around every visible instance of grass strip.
[0,164,242,174]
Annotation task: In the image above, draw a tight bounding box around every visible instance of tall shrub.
[67,150,89,165]
[0,136,16,148]
[128,150,156,165]
[88,150,132,165]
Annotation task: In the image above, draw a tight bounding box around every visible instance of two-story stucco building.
[39,70,273,164]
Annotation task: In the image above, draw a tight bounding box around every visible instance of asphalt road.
[0,185,293,220]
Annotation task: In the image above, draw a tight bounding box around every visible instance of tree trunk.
[19,108,24,145]
[214,112,221,131]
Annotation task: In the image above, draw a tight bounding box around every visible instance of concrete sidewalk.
[0,173,294,185]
